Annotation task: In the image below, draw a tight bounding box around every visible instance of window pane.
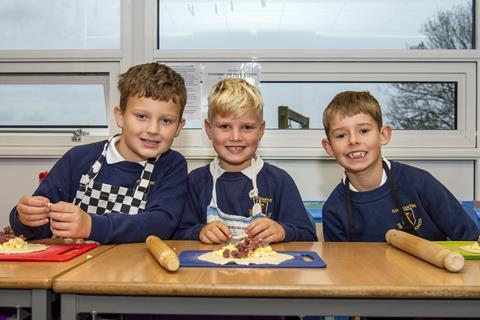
[158,0,473,50]
[0,84,107,127]
[261,82,457,130]
[0,0,120,50]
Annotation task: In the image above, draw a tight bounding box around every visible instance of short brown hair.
[323,91,383,139]
[207,78,263,121]
[117,62,187,118]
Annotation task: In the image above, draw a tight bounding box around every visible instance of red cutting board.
[0,243,98,262]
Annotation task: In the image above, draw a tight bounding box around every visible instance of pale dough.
[0,243,48,254]
[459,242,480,254]
[0,237,48,254]
[198,251,294,265]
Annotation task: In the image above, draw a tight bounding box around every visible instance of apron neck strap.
[344,160,418,241]
[209,155,264,208]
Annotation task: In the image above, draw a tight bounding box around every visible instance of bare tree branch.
[386,4,470,129]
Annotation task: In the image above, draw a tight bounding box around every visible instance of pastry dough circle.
[459,242,480,254]
[198,251,294,265]
[0,243,47,254]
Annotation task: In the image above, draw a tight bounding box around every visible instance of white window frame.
[169,61,476,159]
[0,0,478,163]
[0,0,138,158]
[152,0,480,160]
[0,62,120,157]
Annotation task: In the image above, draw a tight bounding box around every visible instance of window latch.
[72,129,89,142]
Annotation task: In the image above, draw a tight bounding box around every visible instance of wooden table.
[53,241,480,319]
[0,243,114,320]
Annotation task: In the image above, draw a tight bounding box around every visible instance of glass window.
[171,61,474,154]
[261,82,457,130]
[158,0,473,50]
[0,76,108,128]
[0,0,120,50]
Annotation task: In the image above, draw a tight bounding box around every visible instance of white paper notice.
[166,63,202,121]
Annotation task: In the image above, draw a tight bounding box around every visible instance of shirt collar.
[105,135,147,166]
[342,158,390,192]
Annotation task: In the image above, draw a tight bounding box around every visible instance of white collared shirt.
[342,158,391,192]
[105,135,147,166]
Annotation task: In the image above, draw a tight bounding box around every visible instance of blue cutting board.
[179,250,326,268]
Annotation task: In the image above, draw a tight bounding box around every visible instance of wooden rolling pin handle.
[146,235,180,272]
[385,229,464,273]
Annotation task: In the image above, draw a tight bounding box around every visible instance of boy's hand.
[199,221,231,244]
[16,195,50,227]
[48,202,92,239]
[246,218,285,243]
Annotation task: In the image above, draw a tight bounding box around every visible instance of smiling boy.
[10,63,188,243]
[174,78,317,243]
[321,91,479,241]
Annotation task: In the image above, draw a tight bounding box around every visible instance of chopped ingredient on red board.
[0,226,23,244]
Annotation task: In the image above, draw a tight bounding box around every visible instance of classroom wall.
[0,158,474,229]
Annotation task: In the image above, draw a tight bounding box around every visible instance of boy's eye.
[360,128,370,134]
[161,119,174,125]
[219,124,230,129]
[334,133,346,139]
[242,125,255,130]
[136,114,146,120]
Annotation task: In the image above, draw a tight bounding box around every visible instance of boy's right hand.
[199,221,231,244]
[15,195,50,227]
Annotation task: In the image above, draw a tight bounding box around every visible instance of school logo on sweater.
[393,203,423,231]
[249,196,272,217]
[404,208,416,225]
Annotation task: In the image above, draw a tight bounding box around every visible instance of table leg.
[61,294,77,320]
[31,289,50,320]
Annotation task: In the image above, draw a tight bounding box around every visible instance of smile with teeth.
[347,151,366,159]
[227,146,245,153]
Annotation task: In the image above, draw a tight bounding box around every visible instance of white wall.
[1,157,474,228]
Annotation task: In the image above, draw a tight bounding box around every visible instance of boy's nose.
[230,128,241,141]
[146,121,160,134]
[348,133,359,144]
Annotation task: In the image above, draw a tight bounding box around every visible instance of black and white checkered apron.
[73,140,156,215]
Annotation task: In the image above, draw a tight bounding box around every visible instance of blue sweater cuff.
[192,226,202,240]
[88,213,109,243]
[281,224,295,242]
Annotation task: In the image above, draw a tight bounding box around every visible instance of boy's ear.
[380,125,392,146]
[258,120,265,141]
[322,138,335,156]
[175,117,186,137]
[204,118,213,140]
[114,105,124,129]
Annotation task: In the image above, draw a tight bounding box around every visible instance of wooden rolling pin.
[385,229,464,272]
[146,235,180,272]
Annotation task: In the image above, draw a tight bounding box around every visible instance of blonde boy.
[174,78,317,243]
[321,91,479,241]
[10,63,188,243]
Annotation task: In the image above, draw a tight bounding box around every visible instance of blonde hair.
[117,62,187,117]
[207,78,263,121]
[323,91,383,139]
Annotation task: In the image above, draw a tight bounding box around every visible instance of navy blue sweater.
[10,140,188,244]
[173,162,317,242]
[323,161,480,242]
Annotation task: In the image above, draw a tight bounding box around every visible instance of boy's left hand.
[246,218,285,243]
[48,202,92,239]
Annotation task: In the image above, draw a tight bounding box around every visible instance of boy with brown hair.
[10,62,188,243]
[174,78,317,243]
[321,91,479,241]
